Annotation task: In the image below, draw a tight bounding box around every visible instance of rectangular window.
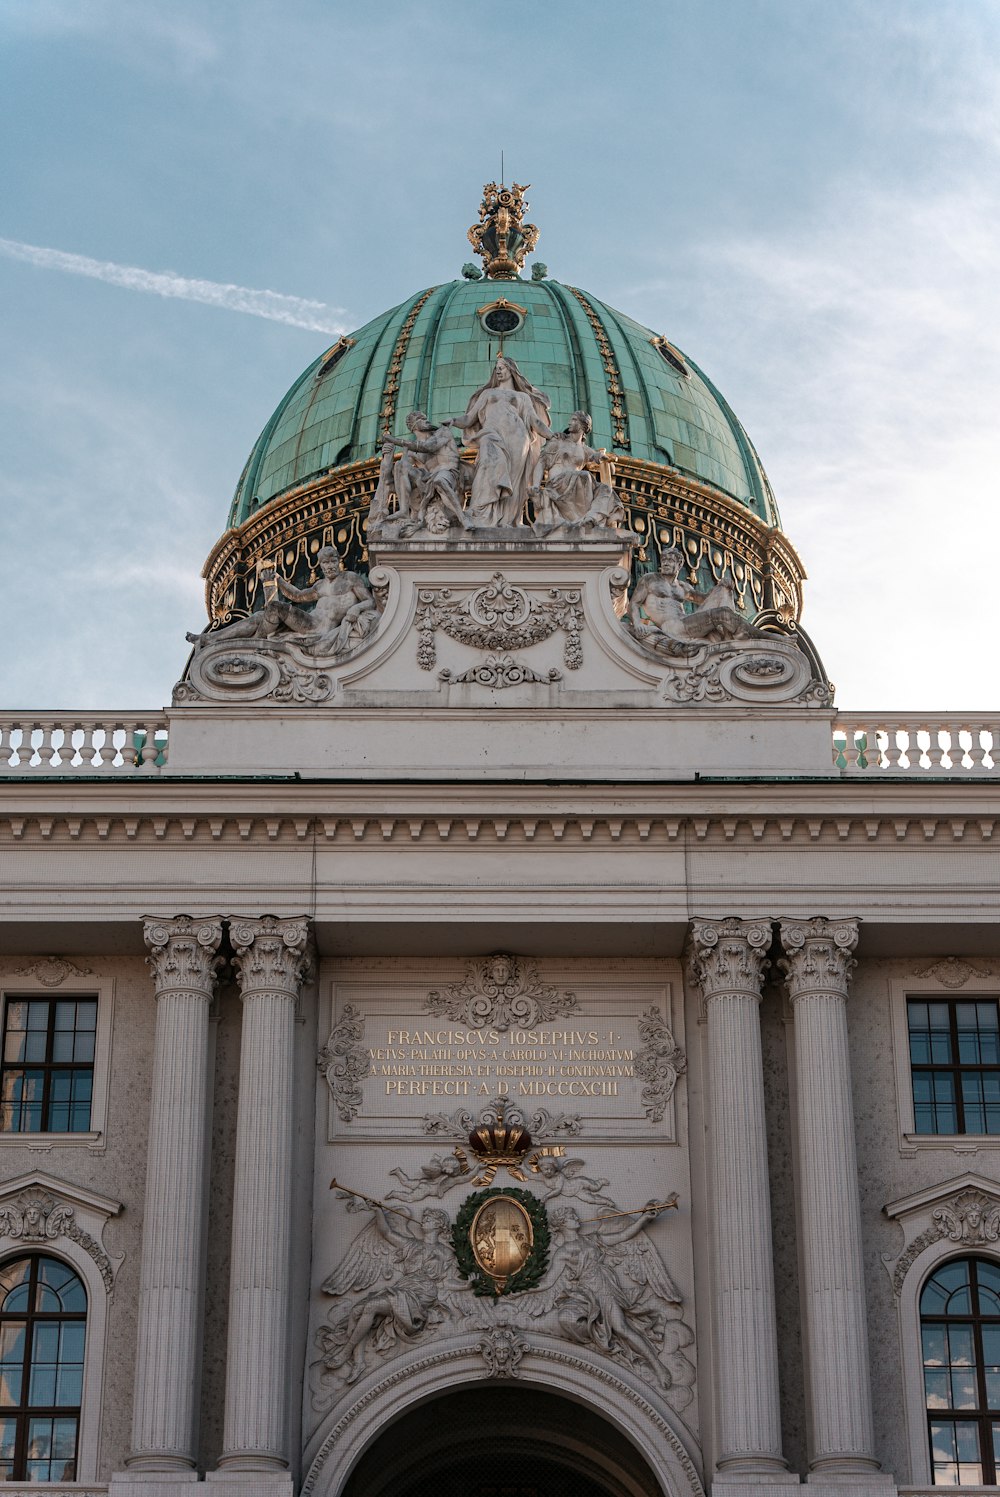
[0,999,97,1134]
[908,999,1000,1135]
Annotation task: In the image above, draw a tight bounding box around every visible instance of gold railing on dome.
[202,454,806,627]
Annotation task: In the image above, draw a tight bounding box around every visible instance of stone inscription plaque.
[322,966,684,1142]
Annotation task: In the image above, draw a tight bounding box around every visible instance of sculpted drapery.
[454,356,552,527]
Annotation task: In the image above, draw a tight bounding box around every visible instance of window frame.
[920,1255,1000,1484]
[0,1253,87,1483]
[0,1226,110,1485]
[890,974,1000,1154]
[908,997,1000,1136]
[0,977,114,1150]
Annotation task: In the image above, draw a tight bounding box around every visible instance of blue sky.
[2,0,998,710]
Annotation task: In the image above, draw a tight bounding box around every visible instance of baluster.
[27,722,51,771]
[878,722,898,770]
[93,723,115,771]
[892,724,910,772]
[139,721,160,771]
[0,722,11,769]
[984,726,998,773]
[840,724,861,770]
[923,723,944,771]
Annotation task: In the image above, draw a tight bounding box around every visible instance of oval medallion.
[470,1194,534,1293]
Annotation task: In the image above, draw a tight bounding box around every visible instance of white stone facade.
[1,521,997,1497]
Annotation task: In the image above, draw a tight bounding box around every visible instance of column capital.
[686,916,772,1001]
[228,915,314,998]
[143,915,224,998]
[778,917,859,1001]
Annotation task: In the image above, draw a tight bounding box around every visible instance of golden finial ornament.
[468,181,539,280]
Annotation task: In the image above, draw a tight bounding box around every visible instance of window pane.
[924,1261,973,1314]
[977,1003,1000,1064]
[977,1262,1000,1315]
[0,1322,24,1407]
[950,1370,977,1410]
[28,1363,56,1406]
[925,1367,951,1409]
[73,1030,96,1063]
[928,1004,955,1062]
[0,1417,15,1475]
[924,1322,949,1365]
[948,1324,976,1367]
[39,1259,85,1312]
[3,1031,26,1063]
[961,1073,986,1134]
[51,1031,74,1063]
[55,1364,82,1407]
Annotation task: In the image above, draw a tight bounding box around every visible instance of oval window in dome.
[478,299,527,337]
[650,335,689,377]
[483,307,521,334]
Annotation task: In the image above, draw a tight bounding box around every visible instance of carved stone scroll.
[12,956,94,987]
[416,574,583,674]
[634,1007,686,1123]
[424,954,578,1032]
[318,1006,371,1123]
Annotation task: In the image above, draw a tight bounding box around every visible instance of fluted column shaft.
[780,917,878,1474]
[688,918,786,1474]
[220,916,312,1472]
[129,916,223,1469]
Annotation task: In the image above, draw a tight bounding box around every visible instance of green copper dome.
[228,277,779,530]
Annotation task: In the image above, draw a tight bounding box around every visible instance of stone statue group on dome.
[369,355,630,541]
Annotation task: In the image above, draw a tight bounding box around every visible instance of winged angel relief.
[313,1161,695,1409]
[314,1198,467,1387]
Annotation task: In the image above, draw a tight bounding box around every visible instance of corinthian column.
[129,916,223,1470]
[779,918,879,1475]
[218,916,313,1472]
[687,918,789,1476]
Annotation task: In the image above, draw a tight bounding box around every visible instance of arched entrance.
[341,1385,665,1497]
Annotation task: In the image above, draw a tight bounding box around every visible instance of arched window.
[921,1256,1000,1483]
[0,1255,86,1481]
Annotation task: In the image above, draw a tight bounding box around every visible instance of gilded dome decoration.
[467,181,539,280]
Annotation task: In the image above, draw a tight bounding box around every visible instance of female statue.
[532,411,603,528]
[452,356,552,527]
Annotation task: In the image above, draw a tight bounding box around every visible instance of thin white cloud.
[0,237,349,336]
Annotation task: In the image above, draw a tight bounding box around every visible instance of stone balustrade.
[0,716,168,773]
[834,717,1000,774]
[2,711,999,777]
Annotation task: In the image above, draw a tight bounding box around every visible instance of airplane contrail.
[0,236,350,335]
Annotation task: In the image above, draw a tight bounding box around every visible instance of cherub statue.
[627,547,765,656]
[529,1153,617,1215]
[317,1198,459,1385]
[186,546,378,658]
[386,1150,469,1202]
[529,1203,690,1393]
